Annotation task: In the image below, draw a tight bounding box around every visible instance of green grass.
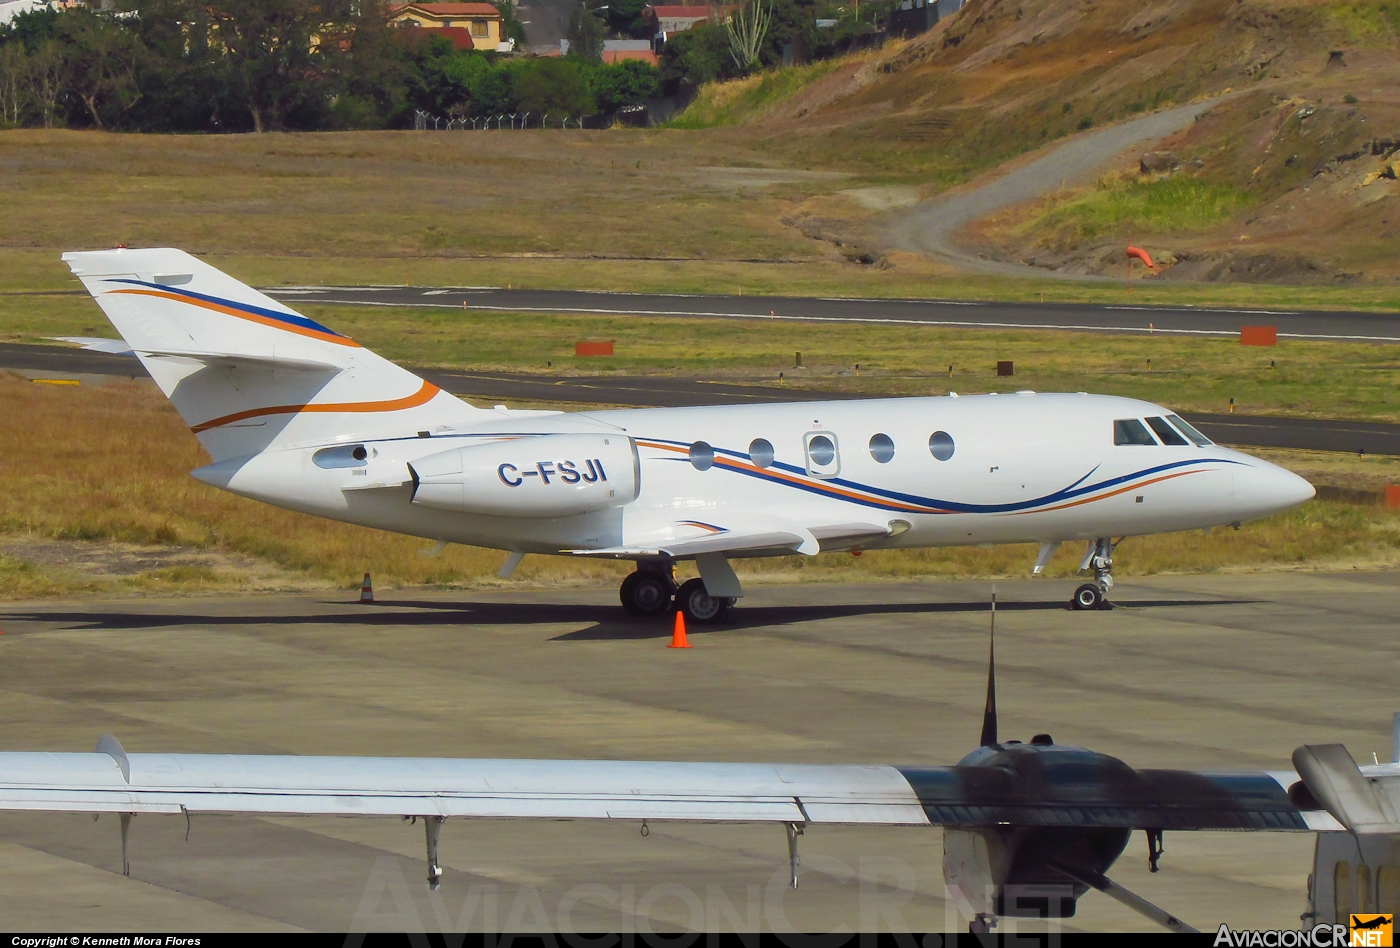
[1020,174,1256,252]
[666,60,847,129]
[1321,2,1400,42]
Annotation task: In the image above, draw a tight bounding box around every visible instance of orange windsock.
[1126,246,1155,268]
[668,611,691,649]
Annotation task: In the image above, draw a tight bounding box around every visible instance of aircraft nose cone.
[1237,461,1315,519]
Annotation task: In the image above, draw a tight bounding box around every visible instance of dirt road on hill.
[888,101,1219,279]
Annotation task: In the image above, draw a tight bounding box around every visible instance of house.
[641,4,734,49]
[389,2,512,52]
[601,39,658,65]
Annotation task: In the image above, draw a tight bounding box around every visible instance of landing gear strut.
[1072,538,1119,610]
[620,565,676,616]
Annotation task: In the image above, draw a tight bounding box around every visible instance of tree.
[604,0,649,39]
[657,23,732,95]
[565,0,606,61]
[493,0,528,48]
[512,57,592,119]
[725,0,773,71]
[59,9,147,129]
[0,45,27,127]
[589,58,657,113]
[197,0,346,132]
[25,40,66,128]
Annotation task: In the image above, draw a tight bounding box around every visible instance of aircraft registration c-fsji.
[62,248,1315,622]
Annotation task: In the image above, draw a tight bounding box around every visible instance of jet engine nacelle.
[408,434,640,518]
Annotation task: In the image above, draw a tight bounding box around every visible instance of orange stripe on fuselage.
[191,380,440,433]
[1006,469,1202,514]
[107,288,362,348]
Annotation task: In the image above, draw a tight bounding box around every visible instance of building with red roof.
[390,3,511,52]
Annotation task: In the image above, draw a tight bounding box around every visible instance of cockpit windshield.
[1166,414,1213,446]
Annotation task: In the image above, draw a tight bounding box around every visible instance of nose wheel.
[1071,583,1105,610]
[620,568,675,616]
[1071,538,1119,610]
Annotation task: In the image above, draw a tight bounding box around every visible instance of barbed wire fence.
[414,110,585,130]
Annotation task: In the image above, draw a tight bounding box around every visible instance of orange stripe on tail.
[192,380,441,433]
[108,288,362,348]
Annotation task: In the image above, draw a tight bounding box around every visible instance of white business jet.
[62,248,1314,622]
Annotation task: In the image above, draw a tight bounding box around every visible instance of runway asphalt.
[263,285,1400,342]
[6,341,1399,455]
[1,572,1392,932]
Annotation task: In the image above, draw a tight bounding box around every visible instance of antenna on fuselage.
[980,586,998,747]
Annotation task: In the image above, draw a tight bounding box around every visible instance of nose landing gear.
[1071,538,1120,610]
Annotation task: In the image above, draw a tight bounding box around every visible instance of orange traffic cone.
[667,610,690,649]
[359,573,374,604]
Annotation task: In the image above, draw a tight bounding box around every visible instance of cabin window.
[1145,416,1188,446]
[1113,419,1157,446]
[689,441,714,471]
[869,433,895,463]
[804,432,840,478]
[748,438,774,469]
[472,19,489,35]
[1166,414,1213,446]
[928,430,954,461]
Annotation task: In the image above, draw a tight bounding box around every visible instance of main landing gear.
[1071,537,1119,611]
[619,565,733,624]
[619,567,675,617]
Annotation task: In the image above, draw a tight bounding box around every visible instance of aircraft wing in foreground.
[2,624,1382,933]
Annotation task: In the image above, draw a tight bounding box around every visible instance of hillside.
[687,0,1400,283]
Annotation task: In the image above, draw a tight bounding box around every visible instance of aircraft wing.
[0,750,928,824]
[0,744,1336,831]
[573,520,896,559]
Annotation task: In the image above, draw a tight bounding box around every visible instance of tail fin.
[63,248,485,462]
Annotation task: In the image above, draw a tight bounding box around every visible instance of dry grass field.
[3,126,1400,312]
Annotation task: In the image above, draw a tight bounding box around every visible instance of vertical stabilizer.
[62,248,486,461]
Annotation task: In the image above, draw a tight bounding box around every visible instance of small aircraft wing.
[0,748,929,824]
[0,742,1336,831]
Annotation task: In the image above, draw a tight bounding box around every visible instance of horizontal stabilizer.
[52,336,135,355]
[139,349,343,373]
[1292,744,1400,834]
